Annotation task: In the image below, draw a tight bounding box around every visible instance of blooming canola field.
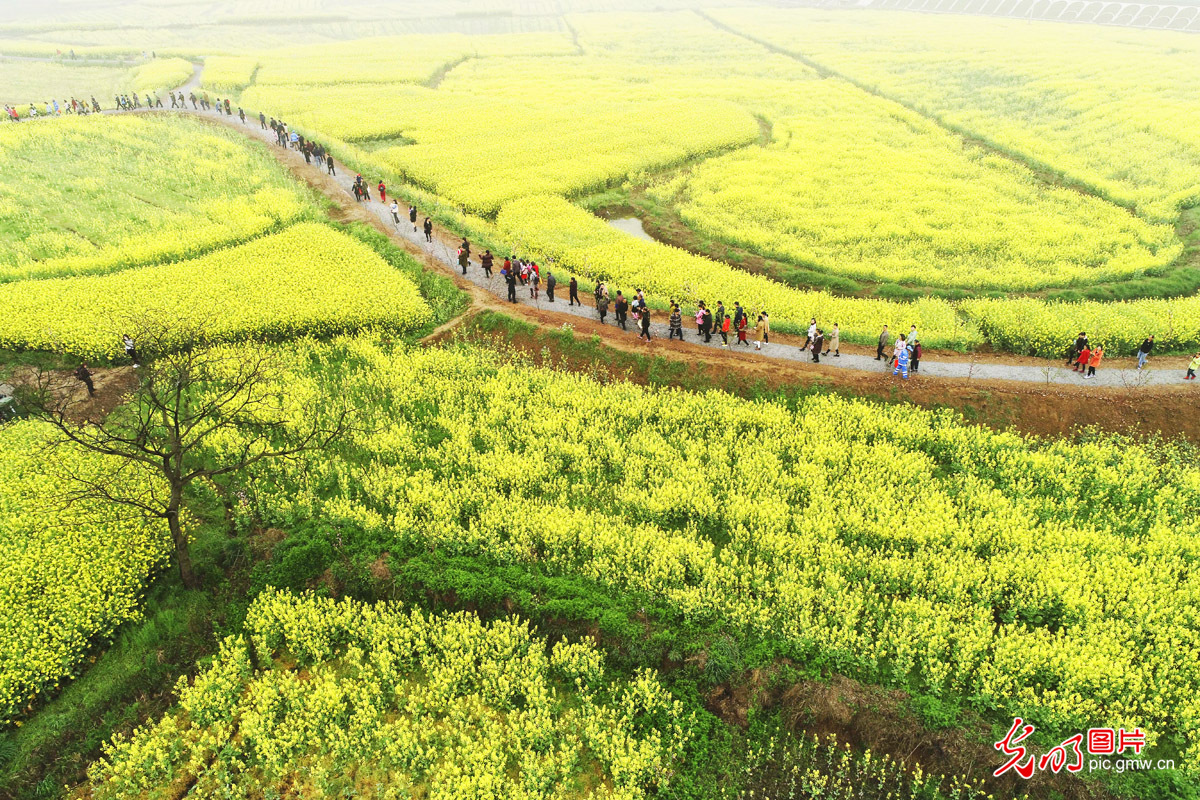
[0,115,314,282]
[0,223,432,360]
[89,591,690,799]
[225,338,1200,773]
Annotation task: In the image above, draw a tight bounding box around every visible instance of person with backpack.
[1187,353,1199,381]
[1086,345,1104,379]
[876,325,889,360]
[825,323,840,357]
[569,277,580,306]
[457,247,469,275]
[1137,335,1155,370]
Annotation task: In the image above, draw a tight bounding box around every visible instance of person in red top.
[377,182,386,204]
[1074,344,1091,372]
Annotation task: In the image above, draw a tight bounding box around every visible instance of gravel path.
[18,60,1197,389]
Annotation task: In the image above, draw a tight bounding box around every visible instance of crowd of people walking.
[20,72,1199,389]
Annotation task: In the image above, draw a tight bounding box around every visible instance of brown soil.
[709,670,1114,800]
[10,365,138,425]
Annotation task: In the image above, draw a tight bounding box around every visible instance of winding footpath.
[17,60,1195,389]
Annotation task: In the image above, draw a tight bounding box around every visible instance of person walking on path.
[1187,353,1199,380]
[326,153,336,175]
[893,342,911,380]
[74,363,95,397]
[1138,336,1155,370]
[421,218,431,242]
[755,312,770,350]
[669,305,684,340]
[1067,332,1088,367]
[720,314,731,347]
[410,205,418,232]
[825,323,840,357]
[505,268,517,303]
[122,333,139,367]
[460,238,470,260]
[911,340,922,374]
[569,277,581,306]
[378,181,387,204]
[1073,342,1091,373]
[876,326,889,360]
[737,313,749,346]
[390,200,400,224]
[480,250,494,279]
[597,290,609,324]
[804,318,817,350]
[713,302,727,345]
[259,111,267,129]
[458,246,469,275]
[238,107,245,123]
[545,271,556,302]
[530,266,540,299]
[614,292,629,330]
[1086,345,1104,379]
[639,307,652,341]
[812,329,824,363]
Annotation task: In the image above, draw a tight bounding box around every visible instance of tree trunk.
[167,504,199,590]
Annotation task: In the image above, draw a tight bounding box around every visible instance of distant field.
[0,114,315,282]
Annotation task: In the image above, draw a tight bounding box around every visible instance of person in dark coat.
[506,268,517,303]
[480,250,493,278]
[1067,332,1088,367]
[424,218,433,242]
[639,307,652,341]
[569,277,580,306]
[545,271,556,302]
[812,329,824,363]
[74,363,95,397]
[326,153,336,176]
[409,205,418,232]
[458,247,469,275]
[614,292,628,330]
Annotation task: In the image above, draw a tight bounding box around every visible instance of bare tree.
[18,322,352,590]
